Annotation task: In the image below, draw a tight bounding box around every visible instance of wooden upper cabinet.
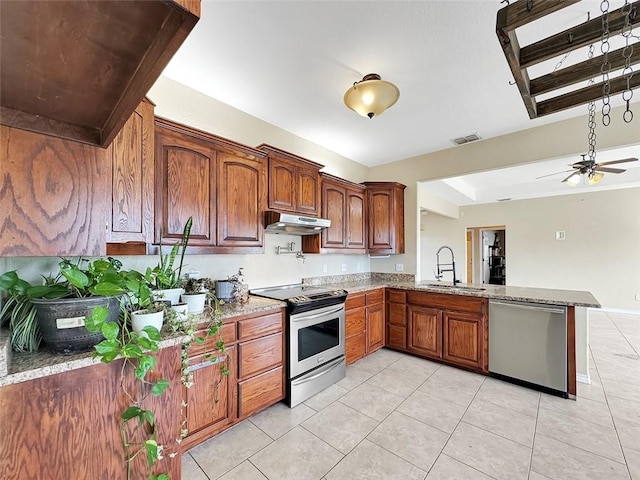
[303,173,366,254]
[362,182,406,254]
[154,118,267,253]
[0,1,200,147]
[257,144,323,217]
[217,150,267,248]
[0,125,109,256]
[106,98,155,249]
[155,120,217,247]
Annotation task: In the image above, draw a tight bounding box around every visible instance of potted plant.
[149,217,192,305]
[124,269,167,339]
[181,277,208,314]
[24,257,128,354]
[0,271,41,353]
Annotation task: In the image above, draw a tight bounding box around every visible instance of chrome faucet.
[436,245,459,284]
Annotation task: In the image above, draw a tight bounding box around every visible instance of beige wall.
[420,187,640,310]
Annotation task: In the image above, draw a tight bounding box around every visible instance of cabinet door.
[297,164,320,216]
[268,157,296,212]
[217,151,266,248]
[0,125,108,256]
[386,302,407,350]
[346,188,366,249]
[367,188,394,251]
[346,305,366,365]
[184,347,235,438]
[155,126,216,246]
[443,310,485,371]
[238,366,284,419]
[407,305,442,359]
[107,99,154,244]
[322,183,346,248]
[366,303,385,353]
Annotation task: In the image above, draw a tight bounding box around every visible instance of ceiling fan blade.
[561,172,579,183]
[597,157,638,167]
[572,160,592,168]
[594,167,626,174]
[536,169,573,179]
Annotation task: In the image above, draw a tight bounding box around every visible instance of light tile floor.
[183,309,640,480]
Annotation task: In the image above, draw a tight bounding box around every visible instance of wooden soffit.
[0,0,200,148]
[496,0,640,119]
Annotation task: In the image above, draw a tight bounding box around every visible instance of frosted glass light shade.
[344,73,400,119]
[588,172,604,185]
[566,172,581,186]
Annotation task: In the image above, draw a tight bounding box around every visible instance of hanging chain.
[587,42,597,162]
[621,0,635,123]
[600,0,611,126]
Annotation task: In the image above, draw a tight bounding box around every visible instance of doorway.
[466,226,506,285]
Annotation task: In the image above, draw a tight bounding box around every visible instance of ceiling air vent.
[451,133,482,146]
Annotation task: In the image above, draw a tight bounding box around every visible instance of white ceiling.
[162,0,639,202]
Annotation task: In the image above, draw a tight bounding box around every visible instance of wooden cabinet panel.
[189,322,237,357]
[387,324,407,350]
[107,98,154,245]
[387,302,407,327]
[407,305,442,359]
[366,289,384,305]
[259,144,322,217]
[238,333,283,379]
[323,184,347,247]
[346,188,366,248]
[346,293,366,310]
[238,366,284,418]
[346,306,366,337]
[217,151,266,247]
[155,124,216,245]
[237,311,283,341]
[362,182,406,254]
[346,331,367,365]
[0,125,109,256]
[443,310,485,371]
[387,289,406,304]
[184,347,235,438]
[386,290,407,351]
[297,164,321,217]
[366,303,385,353]
[407,291,485,315]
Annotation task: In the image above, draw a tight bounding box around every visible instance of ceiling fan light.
[344,73,400,119]
[588,172,604,185]
[566,173,581,186]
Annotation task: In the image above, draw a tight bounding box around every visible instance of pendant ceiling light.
[344,73,400,119]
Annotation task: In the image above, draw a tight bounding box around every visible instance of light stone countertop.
[0,296,285,387]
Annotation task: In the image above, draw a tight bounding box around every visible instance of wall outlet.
[341,264,347,273]
[395,263,404,272]
[555,231,566,240]
[322,264,328,274]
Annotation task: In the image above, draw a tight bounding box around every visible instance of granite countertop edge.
[0,297,285,388]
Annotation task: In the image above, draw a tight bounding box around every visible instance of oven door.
[289,302,345,379]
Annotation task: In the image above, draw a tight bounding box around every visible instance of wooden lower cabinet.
[238,366,284,418]
[182,347,236,449]
[443,310,484,370]
[407,305,443,359]
[366,289,384,353]
[345,293,367,365]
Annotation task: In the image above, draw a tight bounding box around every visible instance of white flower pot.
[152,288,183,306]
[171,303,189,321]
[131,310,164,338]
[181,293,207,314]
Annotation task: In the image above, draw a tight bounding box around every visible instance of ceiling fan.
[537,155,639,185]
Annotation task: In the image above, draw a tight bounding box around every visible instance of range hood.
[264,211,330,235]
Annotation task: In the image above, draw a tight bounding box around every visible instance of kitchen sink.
[423,284,486,292]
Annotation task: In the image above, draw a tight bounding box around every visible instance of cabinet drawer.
[346,332,366,365]
[346,307,365,337]
[238,333,283,379]
[189,322,236,356]
[386,289,406,304]
[366,289,383,305]
[407,291,486,315]
[238,366,284,418]
[387,302,407,326]
[346,293,366,310]
[238,311,283,341]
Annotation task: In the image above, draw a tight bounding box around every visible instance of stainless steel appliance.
[264,211,331,235]
[250,284,348,407]
[489,299,568,397]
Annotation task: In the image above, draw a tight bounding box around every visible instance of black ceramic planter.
[31,296,120,354]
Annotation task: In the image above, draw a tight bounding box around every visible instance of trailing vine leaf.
[152,379,169,396]
[101,322,119,341]
[142,325,162,341]
[121,406,145,421]
[93,339,120,363]
[137,336,159,351]
[84,305,109,332]
[135,355,157,379]
[122,343,144,359]
[149,474,170,480]
[144,440,159,467]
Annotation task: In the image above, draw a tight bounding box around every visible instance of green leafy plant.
[150,217,193,290]
[0,271,40,352]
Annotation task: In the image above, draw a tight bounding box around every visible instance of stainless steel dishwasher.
[489,300,568,396]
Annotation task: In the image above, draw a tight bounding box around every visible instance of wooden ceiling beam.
[530,46,640,96]
[496,0,579,31]
[536,74,640,117]
[520,1,640,68]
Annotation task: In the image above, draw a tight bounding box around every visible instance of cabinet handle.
[187,355,227,373]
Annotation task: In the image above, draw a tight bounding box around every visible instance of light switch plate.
[555,231,566,240]
[395,263,404,272]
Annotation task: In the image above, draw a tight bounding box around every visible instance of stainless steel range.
[250,284,348,407]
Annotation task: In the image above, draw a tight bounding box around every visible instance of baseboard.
[576,373,591,385]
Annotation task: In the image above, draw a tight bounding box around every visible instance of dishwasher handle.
[489,300,566,315]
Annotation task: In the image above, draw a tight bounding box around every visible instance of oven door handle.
[292,357,344,385]
[291,305,344,322]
